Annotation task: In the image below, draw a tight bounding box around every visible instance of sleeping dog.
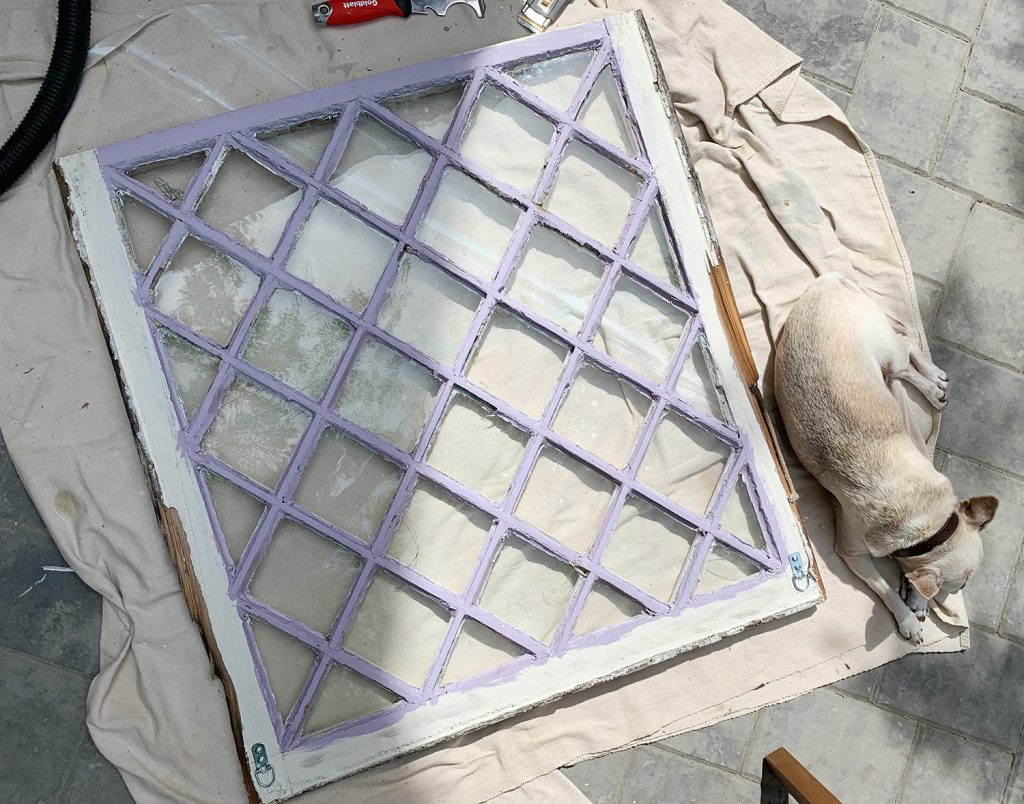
[774,273,998,644]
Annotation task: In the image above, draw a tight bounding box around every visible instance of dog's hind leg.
[839,550,924,644]
[908,341,949,388]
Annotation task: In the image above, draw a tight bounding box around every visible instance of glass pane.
[460,85,555,193]
[286,199,396,313]
[383,82,465,142]
[257,115,338,173]
[552,362,650,469]
[465,307,569,419]
[160,329,219,420]
[477,536,577,644]
[546,139,642,247]
[719,473,766,551]
[334,338,441,452]
[378,252,482,365]
[427,393,528,502]
[387,481,493,594]
[330,114,432,225]
[342,571,450,686]
[695,542,761,595]
[242,289,352,399]
[629,203,681,289]
[440,618,523,686]
[152,236,260,347]
[249,518,362,635]
[118,195,172,272]
[638,410,732,516]
[292,426,403,543]
[675,337,725,420]
[249,619,316,719]
[515,447,615,555]
[417,169,521,281]
[127,150,205,206]
[196,148,302,257]
[595,275,691,383]
[574,581,644,636]
[204,470,265,563]
[303,663,399,735]
[506,225,605,334]
[201,377,311,490]
[601,498,695,603]
[507,50,594,111]
[577,66,637,156]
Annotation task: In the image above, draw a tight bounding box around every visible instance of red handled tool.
[312,0,484,26]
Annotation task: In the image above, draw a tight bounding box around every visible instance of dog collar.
[891,512,959,559]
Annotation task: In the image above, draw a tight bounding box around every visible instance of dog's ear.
[906,568,941,600]
[959,496,999,530]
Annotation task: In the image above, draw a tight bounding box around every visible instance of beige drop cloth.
[0,1,967,801]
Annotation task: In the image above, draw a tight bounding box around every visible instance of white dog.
[774,273,998,644]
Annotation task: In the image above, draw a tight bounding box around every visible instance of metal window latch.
[251,743,276,789]
[788,551,813,593]
[517,0,571,33]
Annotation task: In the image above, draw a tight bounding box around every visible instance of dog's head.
[902,495,999,598]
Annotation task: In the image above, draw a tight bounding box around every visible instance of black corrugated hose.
[0,0,91,197]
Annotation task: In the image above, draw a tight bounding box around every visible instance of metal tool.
[312,0,483,26]
[517,0,570,33]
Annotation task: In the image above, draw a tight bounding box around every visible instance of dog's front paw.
[900,576,929,622]
[897,612,924,645]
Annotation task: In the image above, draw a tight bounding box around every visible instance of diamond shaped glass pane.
[204,470,265,564]
[638,410,732,516]
[427,393,529,502]
[417,169,521,281]
[196,148,301,256]
[552,362,650,469]
[465,307,569,419]
[387,481,493,594]
[334,338,441,452]
[440,618,524,686]
[293,426,403,543]
[515,447,615,555]
[695,541,762,595]
[720,472,767,552]
[117,195,172,273]
[160,329,219,420]
[573,581,644,636]
[249,518,362,635]
[303,662,400,736]
[342,571,450,686]
[602,497,696,603]
[152,236,260,347]
[382,81,465,142]
[201,377,311,490]
[256,115,338,173]
[577,66,637,156]
[242,289,352,399]
[378,252,482,365]
[249,618,316,719]
[595,275,690,383]
[675,336,725,420]
[127,150,205,206]
[507,50,594,111]
[629,202,681,289]
[460,85,555,193]
[477,536,578,644]
[506,225,605,334]
[286,199,396,313]
[330,114,432,225]
[546,139,642,247]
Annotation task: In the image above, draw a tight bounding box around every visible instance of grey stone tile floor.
[2,1,1023,801]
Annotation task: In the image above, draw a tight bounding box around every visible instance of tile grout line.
[892,723,923,804]
[53,723,91,802]
[927,191,976,331]
[652,740,749,777]
[0,642,96,681]
[938,447,1024,484]
[927,0,989,176]
[876,0,974,42]
[735,708,763,776]
[932,333,1024,376]
[848,1,886,101]
[799,69,853,95]
[868,697,1023,754]
[611,746,637,804]
[995,522,1024,634]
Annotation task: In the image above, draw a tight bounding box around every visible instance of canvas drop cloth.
[0,0,968,801]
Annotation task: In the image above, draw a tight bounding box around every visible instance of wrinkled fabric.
[0,1,964,802]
